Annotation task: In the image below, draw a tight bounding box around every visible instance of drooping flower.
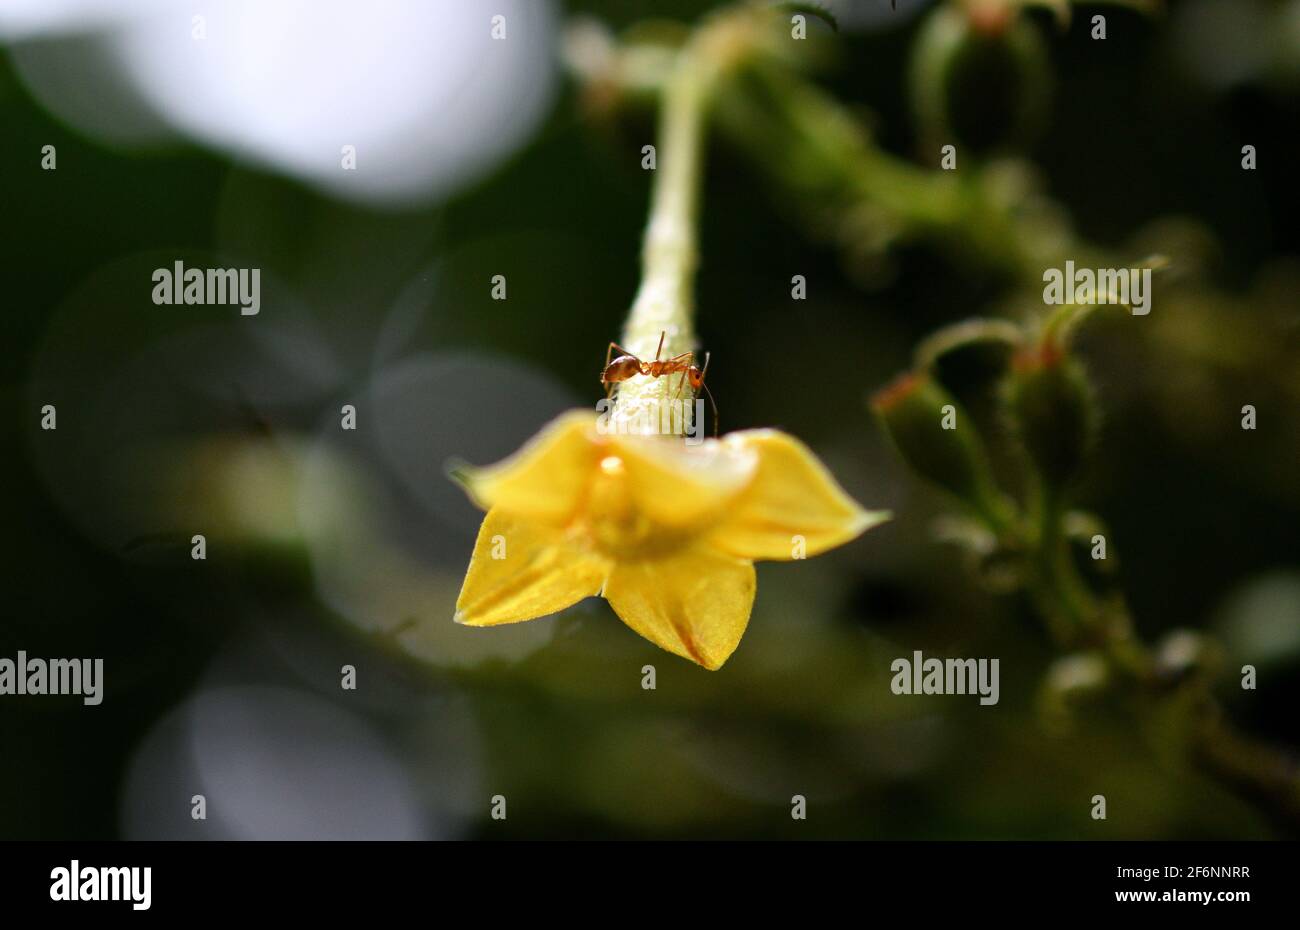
[448,9,890,668]
[453,410,888,669]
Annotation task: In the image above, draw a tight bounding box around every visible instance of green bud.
[870,372,1007,527]
[909,3,1051,157]
[915,317,1023,396]
[1006,343,1096,488]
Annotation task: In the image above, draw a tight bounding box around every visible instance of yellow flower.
[453,410,888,669]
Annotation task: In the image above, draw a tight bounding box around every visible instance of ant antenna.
[699,381,719,438]
[696,352,718,438]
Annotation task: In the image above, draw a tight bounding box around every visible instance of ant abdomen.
[602,355,642,384]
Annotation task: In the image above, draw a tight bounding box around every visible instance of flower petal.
[454,410,601,524]
[603,548,755,670]
[710,430,889,561]
[455,508,609,626]
[611,434,757,528]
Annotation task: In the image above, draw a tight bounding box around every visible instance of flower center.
[579,456,691,560]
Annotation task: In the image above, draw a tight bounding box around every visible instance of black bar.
[2,840,1290,917]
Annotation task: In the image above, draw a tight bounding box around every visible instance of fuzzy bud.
[871,371,1006,527]
[1006,342,1096,488]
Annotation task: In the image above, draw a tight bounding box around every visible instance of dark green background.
[2,1,1297,839]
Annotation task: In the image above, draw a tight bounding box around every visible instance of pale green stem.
[610,31,722,436]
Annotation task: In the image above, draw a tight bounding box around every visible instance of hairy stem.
[610,22,729,436]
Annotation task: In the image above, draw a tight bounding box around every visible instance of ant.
[600,331,719,437]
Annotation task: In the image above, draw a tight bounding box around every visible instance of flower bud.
[870,371,1006,527]
[915,317,1023,395]
[1005,342,1096,488]
[909,3,1051,157]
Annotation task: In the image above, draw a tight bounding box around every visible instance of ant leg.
[603,342,638,404]
[672,353,699,437]
[678,353,696,400]
[662,351,693,377]
[675,369,688,400]
[604,342,644,386]
[659,352,692,400]
[654,331,665,362]
[605,341,639,366]
[606,341,639,369]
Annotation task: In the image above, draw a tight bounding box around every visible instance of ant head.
[687,353,711,390]
[602,355,641,384]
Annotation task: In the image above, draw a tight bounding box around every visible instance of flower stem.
[611,23,727,436]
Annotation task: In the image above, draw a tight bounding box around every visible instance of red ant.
[600,331,719,437]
